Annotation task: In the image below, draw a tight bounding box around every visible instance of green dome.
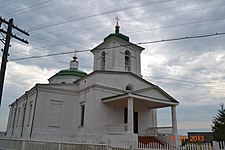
[104,33,129,42]
[54,69,87,77]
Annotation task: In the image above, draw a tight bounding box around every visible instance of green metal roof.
[104,33,129,42]
[54,69,87,77]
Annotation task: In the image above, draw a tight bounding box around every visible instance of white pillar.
[152,109,157,127]
[127,97,134,133]
[171,106,179,148]
[171,106,177,135]
[22,140,26,150]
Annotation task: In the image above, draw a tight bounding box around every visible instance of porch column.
[171,106,177,135]
[127,97,134,133]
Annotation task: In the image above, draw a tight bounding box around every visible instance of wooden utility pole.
[0,17,29,106]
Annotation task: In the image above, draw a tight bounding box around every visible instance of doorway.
[134,112,138,134]
[124,108,138,133]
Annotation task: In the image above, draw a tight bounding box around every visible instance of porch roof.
[102,93,179,109]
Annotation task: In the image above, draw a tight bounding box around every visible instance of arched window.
[125,50,131,71]
[101,51,105,70]
[125,84,134,91]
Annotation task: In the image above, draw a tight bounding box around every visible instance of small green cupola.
[48,51,87,83]
[104,15,129,42]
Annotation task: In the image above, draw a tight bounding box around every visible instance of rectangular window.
[12,110,16,128]
[20,107,26,127]
[8,110,13,128]
[16,108,20,127]
[12,110,17,135]
[27,104,33,126]
[80,105,85,126]
[48,103,62,127]
[125,51,131,71]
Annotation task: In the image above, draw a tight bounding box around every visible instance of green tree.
[212,102,225,141]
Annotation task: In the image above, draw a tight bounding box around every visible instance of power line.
[128,17,225,35]
[9,31,225,61]
[137,32,225,45]
[25,0,225,33]
[2,0,55,17]
[6,0,225,63]
[9,51,78,61]
[9,0,205,33]
[2,0,221,38]
[27,16,225,52]
[16,0,141,27]
[27,0,173,32]
[3,0,223,52]
[24,0,225,50]
[144,75,225,87]
[22,13,225,56]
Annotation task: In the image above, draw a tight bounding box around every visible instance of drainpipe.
[29,85,39,138]
[20,92,28,137]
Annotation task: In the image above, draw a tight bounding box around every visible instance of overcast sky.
[0,0,225,135]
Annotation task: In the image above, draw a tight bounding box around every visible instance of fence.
[0,138,107,150]
[137,141,225,150]
[0,138,225,150]
[213,141,225,150]
[137,143,212,150]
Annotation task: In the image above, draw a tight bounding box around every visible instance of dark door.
[134,112,138,134]
[124,108,138,134]
[124,108,128,123]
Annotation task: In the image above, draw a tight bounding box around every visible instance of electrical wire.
[21,0,216,31]
[137,32,225,45]
[18,1,225,51]
[2,0,56,17]
[27,16,225,52]
[25,0,224,33]
[3,0,224,51]
[9,31,225,62]
[27,0,173,32]
[16,0,144,27]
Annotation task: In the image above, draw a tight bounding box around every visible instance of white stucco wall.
[6,89,36,139]
[78,72,153,92]
[31,85,79,139]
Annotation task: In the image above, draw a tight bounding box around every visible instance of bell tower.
[90,17,144,76]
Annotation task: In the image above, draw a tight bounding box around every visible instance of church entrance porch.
[102,92,178,138]
[124,108,138,134]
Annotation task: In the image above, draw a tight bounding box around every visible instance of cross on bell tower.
[70,49,79,70]
[115,15,120,33]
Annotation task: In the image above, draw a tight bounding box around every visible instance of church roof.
[91,20,144,53]
[104,33,129,42]
[102,92,179,108]
[91,33,144,53]
[53,68,87,78]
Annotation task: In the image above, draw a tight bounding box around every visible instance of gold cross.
[73,49,77,61]
[115,15,119,25]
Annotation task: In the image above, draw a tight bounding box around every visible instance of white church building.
[5,22,179,146]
